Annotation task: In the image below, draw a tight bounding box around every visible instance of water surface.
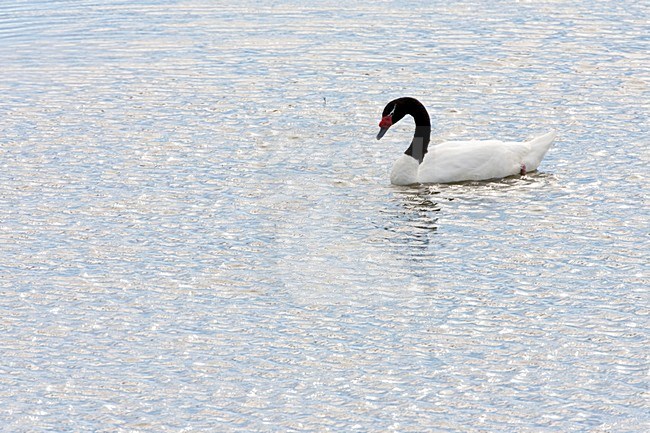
[1,1,648,431]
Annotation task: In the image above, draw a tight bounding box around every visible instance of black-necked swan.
[376,97,556,185]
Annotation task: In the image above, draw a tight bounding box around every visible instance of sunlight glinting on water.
[0,0,648,431]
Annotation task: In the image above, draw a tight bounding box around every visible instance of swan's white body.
[390,131,556,185]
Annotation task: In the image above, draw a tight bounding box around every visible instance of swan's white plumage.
[390,154,420,185]
[390,131,556,185]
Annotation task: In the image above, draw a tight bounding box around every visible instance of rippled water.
[1,1,648,431]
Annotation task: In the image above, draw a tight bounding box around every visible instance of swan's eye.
[388,105,396,116]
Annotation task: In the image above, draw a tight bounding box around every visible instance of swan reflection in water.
[383,184,445,249]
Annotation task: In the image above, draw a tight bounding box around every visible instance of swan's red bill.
[377,115,393,140]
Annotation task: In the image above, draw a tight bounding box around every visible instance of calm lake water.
[1,1,648,431]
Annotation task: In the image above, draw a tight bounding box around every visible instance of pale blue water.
[1,1,648,431]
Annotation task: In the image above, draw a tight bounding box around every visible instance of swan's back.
[417,131,556,184]
[419,140,528,183]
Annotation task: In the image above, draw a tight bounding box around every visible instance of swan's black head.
[376,98,408,140]
[376,97,432,163]
[376,97,430,140]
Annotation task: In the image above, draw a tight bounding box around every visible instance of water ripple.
[1,0,648,431]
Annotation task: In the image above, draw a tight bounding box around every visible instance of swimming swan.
[377,97,556,185]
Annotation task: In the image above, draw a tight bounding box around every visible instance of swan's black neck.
[405,125,431,164]
[401,98,431,164]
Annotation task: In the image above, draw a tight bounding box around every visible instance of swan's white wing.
[419,140,528,183]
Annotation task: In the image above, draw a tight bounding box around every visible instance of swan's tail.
[524,130,556,171]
